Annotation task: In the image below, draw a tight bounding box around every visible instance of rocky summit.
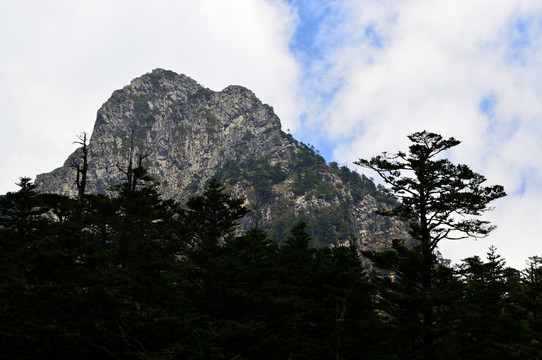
[36,69,405,249]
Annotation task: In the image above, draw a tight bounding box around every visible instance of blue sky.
[1,0,542,269]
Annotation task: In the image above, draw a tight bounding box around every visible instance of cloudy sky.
[2,0,541,269]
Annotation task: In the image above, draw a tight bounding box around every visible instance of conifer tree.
[176,178,250,358]
[357,131,505,288]
[357,131,506,359]
[181,178,248,253]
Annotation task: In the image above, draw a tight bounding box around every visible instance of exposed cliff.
[36,69,405,250]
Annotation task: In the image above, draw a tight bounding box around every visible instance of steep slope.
[35,69,405,250]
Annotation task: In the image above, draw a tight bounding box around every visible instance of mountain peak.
[35,69,405,248]
[38,69,289,199]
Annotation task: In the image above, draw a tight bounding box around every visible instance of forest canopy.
[1,131,540,359]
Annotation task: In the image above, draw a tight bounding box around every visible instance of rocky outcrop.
[36,69,406,249]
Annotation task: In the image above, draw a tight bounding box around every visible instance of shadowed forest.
[1,132,541,359]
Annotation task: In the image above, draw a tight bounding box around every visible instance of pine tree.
[356,131,506,359]
[0,179,95,358]
[0,178,50,358]
[176,178,250,358]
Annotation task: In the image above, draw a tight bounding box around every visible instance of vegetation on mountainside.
[215,135,393,247]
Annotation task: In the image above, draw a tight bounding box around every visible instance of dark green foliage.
[450,248,542,359]
[183,181,199,193]
[213,137,395,248]
[331,162,381,202]
[131,93,159,123]
[291,167,320,195]
[132,93,152,113]
[358,131,508,359]
[275,221,388,359]
[181,178,248,252]
[0,179,187,359]
[357,131,506,295]
[4,133,542,359]
[216,159,242,185]
[266,204,299,244]
[357,131,506,256]
[217,158,286,199]
[264,203,354,247]
[294,141,326,167]
[214,148,380,247]
[0,176,385,359]
[146,69,177,88]
[314,180,338,200]
[189,87,213,100]
[303,208,354,247]
[243,159,279,199]
[363,240,465,359]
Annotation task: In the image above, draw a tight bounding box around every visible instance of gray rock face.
[38,69,287,197]
[36,69,405,250]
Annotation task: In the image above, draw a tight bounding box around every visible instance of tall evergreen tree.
[176,178,250,358]
[87,184,188,359]
[452,248,542,359]
[0,178,96,359]
[356,131,506,359]
[181,178,248,252]
[278,221,319,358]
[520,255,542,356]
[0,178,51,358]
[356,131,506,290]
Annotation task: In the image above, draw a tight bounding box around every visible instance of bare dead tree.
[116,131,153,192]
[69,132,89,203]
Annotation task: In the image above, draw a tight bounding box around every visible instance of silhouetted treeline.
[1,178,541,359]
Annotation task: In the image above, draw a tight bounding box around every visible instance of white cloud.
[0,0,301,193]
[308,0,542,268]
[440,187,542,268]
[2,0,541,269]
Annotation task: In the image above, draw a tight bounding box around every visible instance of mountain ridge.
[35,69,405,249]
